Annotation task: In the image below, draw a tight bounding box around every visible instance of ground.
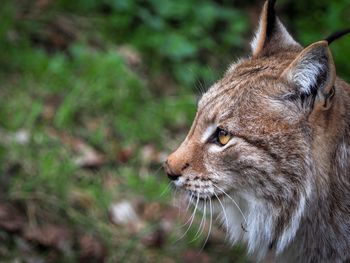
[0,0,348,262]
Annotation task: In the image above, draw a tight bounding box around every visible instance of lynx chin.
[164,0,350,262]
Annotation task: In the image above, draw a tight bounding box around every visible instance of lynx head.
[164,0,338,258]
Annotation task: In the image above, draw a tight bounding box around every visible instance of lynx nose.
[164,159,181,181]
[165,144,191,181]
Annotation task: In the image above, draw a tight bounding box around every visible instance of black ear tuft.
[265,0,277,39]
[325,28,350,45]
[251,0,300,57]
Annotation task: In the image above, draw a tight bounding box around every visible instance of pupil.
[219,130,227,136]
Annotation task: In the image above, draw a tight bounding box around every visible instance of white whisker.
[201,197,213,251]
[172,188,179,208]
[191,198,207,242]
[213,191,229,241]
[154,163,166,176]
[175,193,199,242]
[160,181,172,196]
[176,194,194,229]
[213,184,247,225]
[186,194,194,212]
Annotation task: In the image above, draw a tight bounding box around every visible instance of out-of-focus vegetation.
[0,0,348,262]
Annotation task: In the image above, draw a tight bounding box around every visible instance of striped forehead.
[198,61,270,109]
[198,77,253,121]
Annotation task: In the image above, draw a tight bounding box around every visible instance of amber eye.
[217,129,231,146]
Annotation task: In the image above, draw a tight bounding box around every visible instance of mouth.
[185,189,226,202]
[171,176,236,206]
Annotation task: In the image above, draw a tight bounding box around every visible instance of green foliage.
[291,0,350,81]
[53,0,249,87]
[0,0,349,262]
[0,20,198,260]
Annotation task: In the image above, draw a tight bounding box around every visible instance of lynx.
[164,1,350,262]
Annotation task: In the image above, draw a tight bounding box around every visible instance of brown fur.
[165,1,350,262]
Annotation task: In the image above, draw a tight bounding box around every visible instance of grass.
[0,38,248,262]
[0,0,349,262]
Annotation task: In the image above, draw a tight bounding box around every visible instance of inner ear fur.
[251,0,301,57]
[281,41,336,110]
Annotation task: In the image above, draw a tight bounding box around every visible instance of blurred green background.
[0,0,349,262]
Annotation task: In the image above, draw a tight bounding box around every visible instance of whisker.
[213,191,229,241]
[176,214,193,230]
[154,163,165,176]
[190,198,207,242]
[174,193,199,242]
[199,198,208,240]
[186,194,194,212]
[160,181,173,197]
[213,184,247,225]
[172,188,179,208]
[200,197,213,251]
[176,195,193,229]
[176,194,194,229]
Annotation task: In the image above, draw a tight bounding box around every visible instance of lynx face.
[164,0,346,260]
[166,52,314,255]
[167,56,311,200]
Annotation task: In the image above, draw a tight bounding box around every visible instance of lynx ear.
[251,0,300,57]
[281,41,336,110]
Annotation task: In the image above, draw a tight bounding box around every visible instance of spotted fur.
[164,1,350,262]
